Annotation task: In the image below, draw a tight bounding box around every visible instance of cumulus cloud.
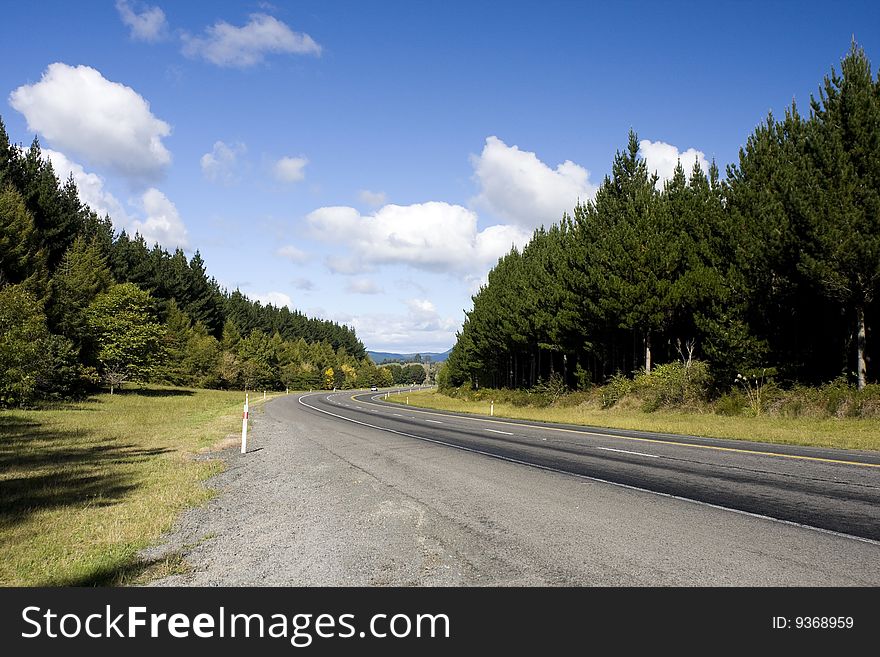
[253,291,293,309]
[116,0,168,42]
[358,189,386,208]
[273,156,308,183]
[182,13,321,68]
[330,299,460,353]
[346,278,383,295]
[42,149,130,224]
[200,140,245,184]
[9,63,171,181]
[471,136,596,229]
[307,202,530,276]
[638,139,710,189]
[276,244,310,263]
[131,188,189,249]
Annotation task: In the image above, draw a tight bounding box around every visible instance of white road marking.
[424,419,444,424]
[297,393,880,547]
[485,428,513,435]
[597,446,659,459]
[393,413,404,417]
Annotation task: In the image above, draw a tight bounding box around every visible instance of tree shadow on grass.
[59,553,188,587]
[0,414,170,527]
[114,387,195,397]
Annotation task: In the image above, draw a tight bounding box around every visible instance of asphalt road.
[301,389,880,543]
[150,388,880,586]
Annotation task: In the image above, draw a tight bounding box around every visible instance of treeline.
[0,120,370,406]
[444,44,880,393]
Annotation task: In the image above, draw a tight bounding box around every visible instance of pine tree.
[48,235,114,348]
[801,43,880,389]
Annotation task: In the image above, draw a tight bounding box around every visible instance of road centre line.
[485,428,514,435]
[298,393,880,546]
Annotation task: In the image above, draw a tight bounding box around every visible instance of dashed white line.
[424,419,444,424]
[597,446,659,459]
[485,428,513,435]
[297,393,880,547]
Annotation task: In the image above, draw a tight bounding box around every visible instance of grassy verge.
[0,386,280,586]
[388,389,880,451]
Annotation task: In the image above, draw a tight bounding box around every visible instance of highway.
[153,387,880,586]
[299,388,880,543]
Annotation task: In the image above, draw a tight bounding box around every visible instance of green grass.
[389,389,880,452]
[0,386,281,586]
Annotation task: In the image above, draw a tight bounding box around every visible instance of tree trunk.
[857,304,867,390]
[645,331,652,374]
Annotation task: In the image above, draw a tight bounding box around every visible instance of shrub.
[714,390,747,416]
[602,372,632,408]
[633,361,712,412]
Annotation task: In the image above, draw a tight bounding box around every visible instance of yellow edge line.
[352,392,880,469]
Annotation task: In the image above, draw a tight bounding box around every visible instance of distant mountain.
[367,348,452,364]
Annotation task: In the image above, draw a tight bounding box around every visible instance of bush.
[602,372,632,408]
[714,390,747,416]
[532,372,567,405]
[628,361,712,412]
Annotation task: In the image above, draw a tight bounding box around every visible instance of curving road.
[298,388,880,543]
[151,388,880,586]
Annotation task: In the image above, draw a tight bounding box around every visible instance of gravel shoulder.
[144,394,880,586]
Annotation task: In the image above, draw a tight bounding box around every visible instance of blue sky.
[2,1,878,352]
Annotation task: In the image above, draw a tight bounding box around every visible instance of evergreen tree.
[48,235,114,349]
[801,43,880,388]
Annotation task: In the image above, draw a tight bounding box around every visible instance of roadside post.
[490,400,494,416]
[241,394,249,454]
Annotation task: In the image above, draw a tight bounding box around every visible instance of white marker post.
[241,394,249,454]
[490,400,494,416]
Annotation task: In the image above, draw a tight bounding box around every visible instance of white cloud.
[347,278,383,295]
[253,291,293,309]
[116,0,168,42]
[201,140,245,184]
[638,139,710,189]
[330,299,459,352]
[182,13,321,68]
[307,202,530,276]
[471,136,596,229]
[274,156,308,183]
[358,189,386,208]
[131,188,189,249]
[9,63,171,180]
[276,244,309,263]
[42,149,130,223]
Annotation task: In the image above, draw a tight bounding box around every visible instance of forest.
[0,117,386,406]
[443,44,880,399]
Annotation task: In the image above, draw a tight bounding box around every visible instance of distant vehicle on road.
[370,385,378,391]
